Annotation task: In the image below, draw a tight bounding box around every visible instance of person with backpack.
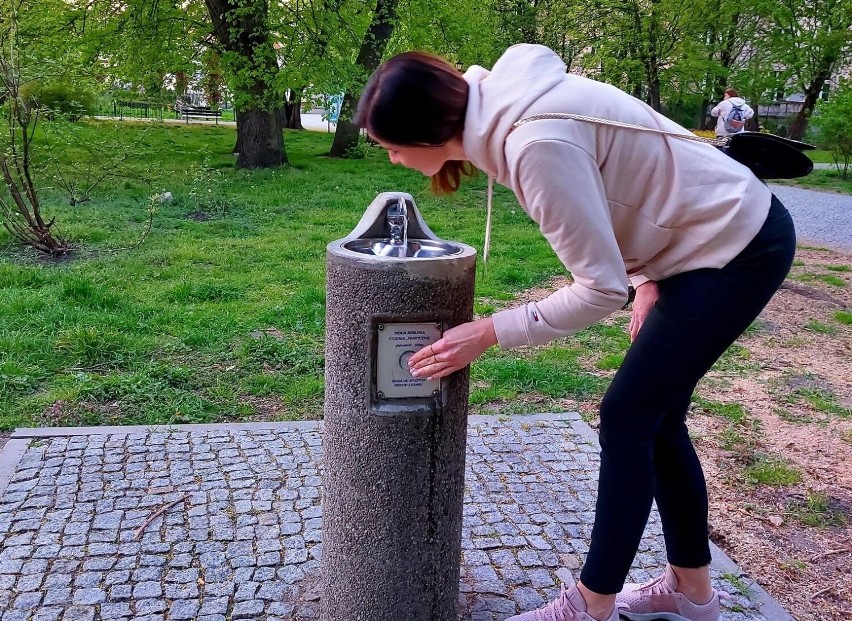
[355,44,795,621]
[711,88,755,137]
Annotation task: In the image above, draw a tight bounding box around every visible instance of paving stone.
[72,588,106,605]
[165,568,198,583]
[13,591,42,609]
[109,584,132,600]
[136,599,168,615]
[99,602,132,619]
[15,573,43,592]
[198,597,229,615]
[81,557,116,571]
[44,588,71,606]
[528,568,556,589]
[167,600,199,620]
[60,607,95,621]
[31,607,63,621]
[231,599,264,619]
[133,582,163,599]
[73,573,103,588]
[164,583,198,599]
[234,581,259,601]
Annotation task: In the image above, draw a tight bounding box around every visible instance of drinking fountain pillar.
[322,192,477,621]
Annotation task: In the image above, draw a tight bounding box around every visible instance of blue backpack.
[724,104,746,133]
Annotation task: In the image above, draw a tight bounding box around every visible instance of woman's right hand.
[408,317,497,380]
[628,281,659,342]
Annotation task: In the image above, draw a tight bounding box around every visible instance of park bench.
[175,101,222,124]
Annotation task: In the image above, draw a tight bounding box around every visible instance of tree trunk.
[745,113,760,132]
[205,0,287,168]
[284,89,304,130]
[331,95,361,157]
[644,5,661,112]
[236,108,286,168]
[788,68,832,142]
[329,0,399,158]
[647,60,661,112]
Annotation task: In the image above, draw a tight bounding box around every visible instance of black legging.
[580,196,796,594]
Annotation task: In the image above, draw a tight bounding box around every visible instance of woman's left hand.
[408,317,498,380]
[628,280,660,341]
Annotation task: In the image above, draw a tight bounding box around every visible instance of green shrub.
[812,85,852,178]
[20,81,97,121]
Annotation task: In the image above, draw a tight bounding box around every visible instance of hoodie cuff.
[493,302,573,349]
[628,274,650,288]
[491,306,533,349]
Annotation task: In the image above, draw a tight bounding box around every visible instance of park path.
[769,184,852,253]
[0,415,788,621]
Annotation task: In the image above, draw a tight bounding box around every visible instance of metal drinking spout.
[386,197,408,246]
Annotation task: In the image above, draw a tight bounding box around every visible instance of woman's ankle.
[669,564,714,605]
[577,582,616,620]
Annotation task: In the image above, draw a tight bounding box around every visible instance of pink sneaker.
[507,584,622,621]
[616,565,723,621]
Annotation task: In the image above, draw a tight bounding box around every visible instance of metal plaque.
[376,322,442,398]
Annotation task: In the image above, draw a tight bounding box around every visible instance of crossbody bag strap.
[512,113,729,148]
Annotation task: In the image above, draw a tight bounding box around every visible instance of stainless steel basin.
[343,238,462,258]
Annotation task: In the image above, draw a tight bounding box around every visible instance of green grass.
[835,311,852,325]
[781,169,852,195]
[719,571,752,598]
[692,396,763,456]
[773,406,815,424]
[712,343,754,372]
[791,272,848,287]
[785,492,848,528]
[0,120,580,430]
[694,397,750,425]
[805,320,837,335]
[806,150,835,164]
[819,274,847,287]
[470,345,609,407]
[794,388,852,418]
[825,264,851,272]
[595,353,624,370]
[744,454,802,486]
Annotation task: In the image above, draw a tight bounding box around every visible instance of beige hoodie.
[462,44,772,350]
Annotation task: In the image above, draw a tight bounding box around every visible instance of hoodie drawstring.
[483,176,494,263]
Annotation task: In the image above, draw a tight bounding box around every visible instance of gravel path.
[769,184,852,253]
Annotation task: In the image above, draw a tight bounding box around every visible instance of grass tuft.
[744,454,802,486]
[785,492,848,528]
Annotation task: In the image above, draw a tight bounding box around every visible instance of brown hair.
[355,51,476,194]
[725,88,739,98]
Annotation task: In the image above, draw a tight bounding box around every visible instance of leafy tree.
[811,83,852,178]
[761,0,852,141]
[206,0,287,167]
[329,0,400,157]
[201,50,224,110]
[695,0,764,129]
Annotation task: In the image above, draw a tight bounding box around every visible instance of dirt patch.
[0,432,9,451]
[692,247,852,621]
[499,247,852,620]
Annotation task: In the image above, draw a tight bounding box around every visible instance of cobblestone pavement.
[0,415,787,621]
